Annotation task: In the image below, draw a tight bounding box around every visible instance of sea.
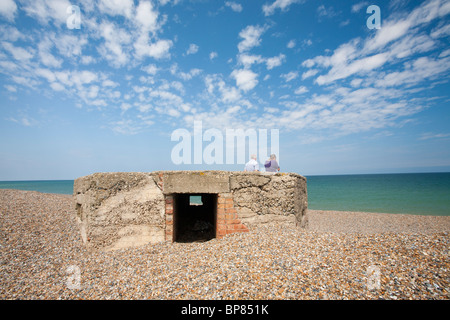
[0,172,449,216]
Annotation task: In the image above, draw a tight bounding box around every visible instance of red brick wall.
[216,194,249,239]
[165,195,173,241]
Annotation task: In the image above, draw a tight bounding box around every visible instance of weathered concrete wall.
[73,172,165,251]
[73,171,307,251]
[162,171,230,194]
[229,172,308,227]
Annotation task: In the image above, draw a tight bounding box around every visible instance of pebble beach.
[1,189,449,300]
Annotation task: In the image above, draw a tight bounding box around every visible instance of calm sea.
[0,172,449,216]
[306,172,450,216]
[0,180,74,195]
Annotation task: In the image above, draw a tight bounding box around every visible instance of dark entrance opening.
[173,193,217,242]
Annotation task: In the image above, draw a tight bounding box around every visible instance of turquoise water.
[0,172,449,216]
[0,180,74,195]
[306,173,450,216]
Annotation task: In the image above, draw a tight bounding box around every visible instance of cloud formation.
[262,0,301,16]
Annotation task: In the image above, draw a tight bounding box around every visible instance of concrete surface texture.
[73,171,308,251]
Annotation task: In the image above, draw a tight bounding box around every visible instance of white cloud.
[38,38,63,68]
[166,108,181,117]
[71,70,98,87]
[102,79,119,88]
[220,86,241,103]
[2,0,447,142]
[351,2,369,13]
[2,42,34,61]
[300,0,450,87]
[431,23,450,39]
[209,51,218,60]
[111,119,142,135]
[350,78,363,87]
[238,25,266,53]
[364,20,412,53]
[237,54,264,68]
[231,69,258,92]
[294,86,308,94]
[138,104,153,113]
[11,75,40,88]
[0,0,17,21]
[98,22,131,66]
[225,1,243,12]
[237,52,284,70]
[287,40,296,48]
[134,34,172,60]
[170,64,202,80]
[99,0,134,19]
[302,36,387,85]
[301,69,318,80]
[147,39,173,59]
[186,43,199,55]
[135,0,159,33]
[374,55,450,88]
[303,39,312,47]
[142,64,159,75]
[364,0,449,54]
[87,85,99,99]
[8,114,37,127]
[4,84,17,92]
[262,0,301,16]
[39,70,99,92]
[439,49,450,58]
[281,71,298,82]
[52,34,88,58]
[170,81,184,93]
[317,5,339,19]
[419,132,450,140]
[0,60,18,72]
[266,54,286,70]
[35,68,56,82]
[80,56,95,65]
[316,52,389,85]
[0,26,26,42]
[21,0,72,25]
[270,84,426,135]
[204,74,242,103]
[120,103,132,112]
[179,69,202,81]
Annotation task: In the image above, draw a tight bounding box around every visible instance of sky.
[0,0,449,180]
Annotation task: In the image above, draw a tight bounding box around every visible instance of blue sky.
[0,0,449,180]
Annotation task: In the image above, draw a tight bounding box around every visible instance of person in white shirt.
[244,154,260,172]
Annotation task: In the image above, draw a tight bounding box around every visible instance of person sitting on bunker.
[264,154,280,172]
[244,154,260,172]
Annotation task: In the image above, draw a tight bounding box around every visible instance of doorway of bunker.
[173,193,217,243]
